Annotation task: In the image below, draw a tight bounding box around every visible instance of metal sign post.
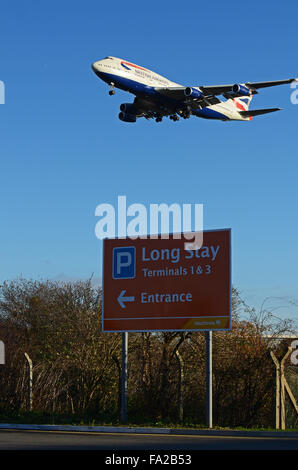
[121,332,128,423]
[206,331,213,428]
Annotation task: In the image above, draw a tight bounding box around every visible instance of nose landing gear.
[109,83,115,95]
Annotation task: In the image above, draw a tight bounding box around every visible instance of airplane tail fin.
[224,91,253,118]
[231,94,253,112]
[225,91,281,119]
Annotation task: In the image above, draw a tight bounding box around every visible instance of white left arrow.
[117,290,135,309]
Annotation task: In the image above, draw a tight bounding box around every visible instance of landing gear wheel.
[181,106,191,119]
[109,90,115,96]
[156,117,162,122]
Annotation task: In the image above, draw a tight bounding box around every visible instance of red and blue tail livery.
[92,56,297,123]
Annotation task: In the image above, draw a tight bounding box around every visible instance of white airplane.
[92,56,297,123]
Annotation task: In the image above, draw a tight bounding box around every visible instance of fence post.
[24,353,33,411]
[270,351,281,429]
[0,341,4,365]
[280,347,292,430]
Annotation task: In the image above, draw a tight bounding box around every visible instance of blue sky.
[0,0,297,321]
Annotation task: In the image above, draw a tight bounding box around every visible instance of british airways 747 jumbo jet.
[92,56,297,123]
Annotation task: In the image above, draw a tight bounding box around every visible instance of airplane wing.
[155,78,297,100]
[154,86,221,105]
[155,87,188,99]
[199,78,298,95]
[245,78,298,89]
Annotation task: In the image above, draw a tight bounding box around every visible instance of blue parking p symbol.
[113,246,136,279]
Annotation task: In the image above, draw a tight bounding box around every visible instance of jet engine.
[118,112,137,123]
[184,87,202,99]
[120,103,137,114]
[232,84,251,96]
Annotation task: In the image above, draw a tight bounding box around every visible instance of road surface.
[0,428,297,451]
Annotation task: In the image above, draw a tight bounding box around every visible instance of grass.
[0,410,297,432]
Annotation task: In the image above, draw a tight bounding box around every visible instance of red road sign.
[102,229,231,332]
